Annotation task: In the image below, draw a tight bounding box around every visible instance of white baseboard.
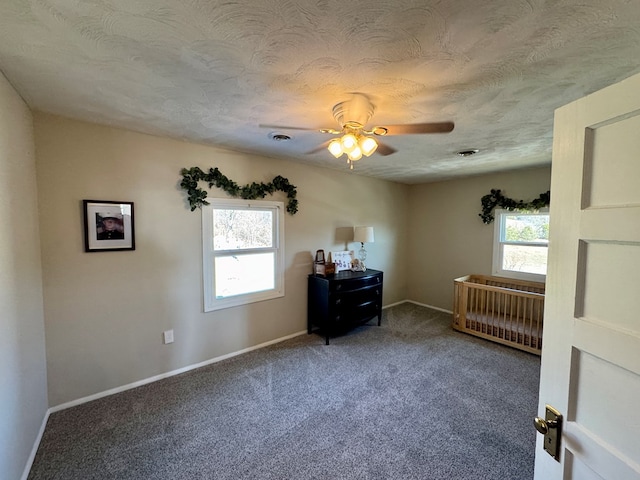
[404,299,453,314]
[382,299,452,314]
[21,408,50,480]
[49,329,307,413]
[382,300,406,309]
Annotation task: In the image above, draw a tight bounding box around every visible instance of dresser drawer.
[331,273,382,292]
[332,300,380,325]
[331,284,382,309]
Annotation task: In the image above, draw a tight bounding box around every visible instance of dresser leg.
[325,334,330,345]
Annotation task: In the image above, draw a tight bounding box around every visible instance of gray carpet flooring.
[28,303,541,479]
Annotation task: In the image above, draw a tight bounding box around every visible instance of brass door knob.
[534,416,558,435]
[535,405,563,462]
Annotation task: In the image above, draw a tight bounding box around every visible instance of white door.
[535,72,640,479]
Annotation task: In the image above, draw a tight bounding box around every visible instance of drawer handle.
[335,298,341,305]
[336,284,342,290]
[335,315,341,321]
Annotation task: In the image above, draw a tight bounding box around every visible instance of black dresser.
[307,269,383,344]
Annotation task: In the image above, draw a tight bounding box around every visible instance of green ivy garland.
[480,189,550,224]
[180,167,299,214]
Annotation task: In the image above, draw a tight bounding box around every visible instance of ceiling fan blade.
[259,124,318,131]
[375,140,397,156]
[306,140,332,154]
[377,122,454,135]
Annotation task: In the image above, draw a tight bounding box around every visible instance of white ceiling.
[1,1,639,184]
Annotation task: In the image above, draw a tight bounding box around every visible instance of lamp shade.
[354,226,374,243]
[359,136,378,156]
[340,133,358,152]
[347,146,362,161]
[328,139,343,158]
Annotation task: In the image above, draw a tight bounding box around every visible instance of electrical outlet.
[163,329,174,344]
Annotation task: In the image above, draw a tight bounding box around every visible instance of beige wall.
[5,105,549,420]
[0,73,47,480]
[34,113,409,406]
[407,166,552,311]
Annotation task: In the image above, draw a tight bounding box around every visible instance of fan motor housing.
[332,93,375,128]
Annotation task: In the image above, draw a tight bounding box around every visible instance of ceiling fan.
[260,93,454,169]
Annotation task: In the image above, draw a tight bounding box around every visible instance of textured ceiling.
[1,1,640,184]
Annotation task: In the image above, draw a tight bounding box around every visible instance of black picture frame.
[83,200,135,252]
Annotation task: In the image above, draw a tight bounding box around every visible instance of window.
[492,209,549,282]
[202,199,284,311]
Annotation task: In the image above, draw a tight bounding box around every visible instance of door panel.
[565,451,605,480]
[585,113,640,208]
[578,242,640,332]
[564,430,639,480]
[569,349,640,460]
[535,72,640,479]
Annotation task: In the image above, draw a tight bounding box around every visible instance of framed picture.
[331,250,354,272]
[83,200,135,252]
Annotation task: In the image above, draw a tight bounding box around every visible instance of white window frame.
[202,198,285,312]
[492,208,548,283]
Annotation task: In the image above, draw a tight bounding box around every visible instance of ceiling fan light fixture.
[348,146,363,161]
[359,136,378,156]
[328,139,343,158]
[264,93,454,170]
[340,133,358,152]
[326,130,377,165]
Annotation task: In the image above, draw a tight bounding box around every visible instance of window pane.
[504,214,549,244]
[214,253,275,298]
[502,245,548,275]
[213,209,273,250]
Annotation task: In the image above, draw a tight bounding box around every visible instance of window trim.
[492,208,548,283]
[202,198,285,312]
